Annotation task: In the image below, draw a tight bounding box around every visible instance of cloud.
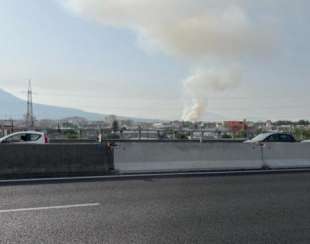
[62,0,275,121]
[63,0,273,59]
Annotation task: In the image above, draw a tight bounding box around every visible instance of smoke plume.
[63,0,274,121]
[182,68,241,121]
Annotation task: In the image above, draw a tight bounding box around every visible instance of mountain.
[0,89,106,120]
[0,89,228,122]
[0,89,165,122]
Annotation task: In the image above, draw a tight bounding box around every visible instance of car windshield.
[250,133,272,142]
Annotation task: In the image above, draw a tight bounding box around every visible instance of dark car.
[244,132,297,143]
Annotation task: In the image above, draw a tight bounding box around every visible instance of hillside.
[0,89,105,120]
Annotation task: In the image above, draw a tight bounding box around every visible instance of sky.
[0,0,310,121]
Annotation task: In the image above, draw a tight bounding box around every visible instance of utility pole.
[10,118,14,133]
[25,80,34,130]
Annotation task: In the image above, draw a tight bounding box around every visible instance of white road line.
[0,203,100,214]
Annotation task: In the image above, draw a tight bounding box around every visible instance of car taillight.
[44,134,49,144]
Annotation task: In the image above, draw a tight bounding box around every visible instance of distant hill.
[0,89,165,122]
[0,89,229,122]
[0,89,106,120]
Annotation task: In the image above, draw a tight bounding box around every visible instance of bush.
[64,129,79,139]
[222,134,232,139]
[105,133,121,140]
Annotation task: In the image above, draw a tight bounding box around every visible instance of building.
[0,120,14,137]
[224,121,247,134]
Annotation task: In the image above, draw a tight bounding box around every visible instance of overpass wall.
[114,142,263,172]
[0,144,113,179]
[1,142,310,178]
[263,143,310,168]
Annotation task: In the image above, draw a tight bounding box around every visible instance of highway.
[1,173,310,243]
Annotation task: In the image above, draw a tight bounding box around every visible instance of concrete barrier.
[49,139,98,144]
[263,143,310,169]
[0,144,113,179]
[2,142,310,179]
[114,142,263,173]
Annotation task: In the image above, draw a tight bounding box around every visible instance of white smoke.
[62,0,274,121]
[182,99,206,123]
[63,0,271,59]
[182,68,241,121]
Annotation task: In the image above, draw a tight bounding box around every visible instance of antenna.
[25,80,34,129]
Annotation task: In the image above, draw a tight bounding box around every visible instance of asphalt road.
[1,173,310,244]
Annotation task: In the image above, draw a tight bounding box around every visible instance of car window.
[5,134,27,143]
[28,133,41,141]
[250,133,271,142]
[279,134,295,142]
[265,134,279,142]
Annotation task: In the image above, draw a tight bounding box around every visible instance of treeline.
[273,120,310,126]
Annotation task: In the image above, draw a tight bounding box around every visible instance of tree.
[293,128,303,140]
[106,133,121,140]
[64,129,79,139]
[175,132,189,140]
[297,120,310,126]
[274,120,293,126]
[222,134,232,139]
[234,130,247,139]
[303,130,310,140]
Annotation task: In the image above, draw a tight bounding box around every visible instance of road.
[1,173,310,243]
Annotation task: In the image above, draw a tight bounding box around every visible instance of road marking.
[0,203,100,214]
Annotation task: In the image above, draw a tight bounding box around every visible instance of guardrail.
[49,139,98,144]
[114,142,262,172]
[0,143,113,179]
[1,141,310,179]
[114,141,310,173]
[262,143,310,168]
[49,139,246,144]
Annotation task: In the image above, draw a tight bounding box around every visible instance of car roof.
[260,132,274,136]
[0,131,45,140]
[9,131,43,134]
[1,131,44,138]
[253,132,274,139]
[249,132,294,142]
[260,132,291,136]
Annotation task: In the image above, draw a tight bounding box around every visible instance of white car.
[244,132,297,143]
[0,131,49,144]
